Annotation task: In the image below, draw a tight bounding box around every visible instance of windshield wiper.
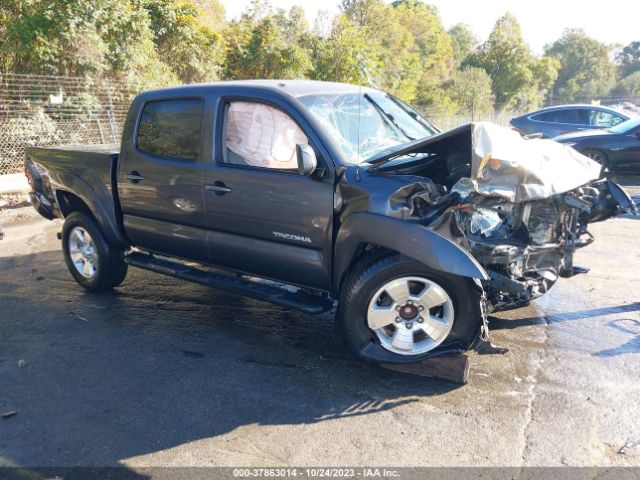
[364,93,415,142]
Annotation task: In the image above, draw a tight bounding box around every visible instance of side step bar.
[125,252,334,314]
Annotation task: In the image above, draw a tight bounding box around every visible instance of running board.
[125,252,334,314]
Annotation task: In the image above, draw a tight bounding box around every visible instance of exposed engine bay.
[368,122,638,311]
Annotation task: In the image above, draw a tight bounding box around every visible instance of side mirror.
[296,144,317,176]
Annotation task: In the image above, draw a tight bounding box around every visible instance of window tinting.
[533,109,589,124]
[137,99,204,160]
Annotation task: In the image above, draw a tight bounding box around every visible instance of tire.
[61,211,128,292]
[336,253,481,364]
[580,148,608,169]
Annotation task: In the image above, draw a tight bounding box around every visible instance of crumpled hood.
[468,122,603,202]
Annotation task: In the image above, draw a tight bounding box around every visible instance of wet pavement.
[1,208,639,471]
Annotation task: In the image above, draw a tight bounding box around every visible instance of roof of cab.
[136,80,379,100]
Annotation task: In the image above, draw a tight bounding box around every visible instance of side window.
[223,101,308,170]
[590,110,624,127]
[531,111,558,122]
[553,109,589,125]
[137,99,204,161]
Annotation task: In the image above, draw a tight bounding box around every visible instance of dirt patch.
[0,193,40,226]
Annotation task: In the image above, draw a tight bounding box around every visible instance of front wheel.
[336,254,482,363]
[580,148,608,169]
[62,211,128,292]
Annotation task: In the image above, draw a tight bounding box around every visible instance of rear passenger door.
[202,97,335,290]
[118,98,209,261]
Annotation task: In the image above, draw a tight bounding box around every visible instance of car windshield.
[609,116,640,134]
[298,91,438,164]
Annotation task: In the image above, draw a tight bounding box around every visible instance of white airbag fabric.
[226,102,308,169]
[471,122,602,202]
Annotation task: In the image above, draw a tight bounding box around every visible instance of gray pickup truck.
[25,80,637,364]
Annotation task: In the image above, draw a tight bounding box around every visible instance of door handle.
[205,182,232,195]
[126,171,145,184]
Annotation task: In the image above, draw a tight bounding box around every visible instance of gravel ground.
[1,185,639,476]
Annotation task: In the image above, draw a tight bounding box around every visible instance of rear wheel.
[62,212,128,292]
[336,254,481,363]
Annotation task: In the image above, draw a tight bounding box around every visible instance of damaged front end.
[369,122,638,311]
[455,179,634,310]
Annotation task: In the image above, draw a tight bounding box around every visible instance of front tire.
[62,211,128,292]
[336,254,481,364]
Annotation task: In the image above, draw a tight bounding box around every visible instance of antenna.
[356,85,362,181]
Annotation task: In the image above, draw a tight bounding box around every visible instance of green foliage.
[465,13,557,110]
[545,29,616,101]
[617,41,640,77]
[224,4,312,80]
[306,15,380,85]
[611,72,640,97]
[449,23,477,68]
[145,0,225,83]
[0,0,636,120]
[445,67,494,115]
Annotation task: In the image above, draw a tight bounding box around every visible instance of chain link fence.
[0,73,139,175]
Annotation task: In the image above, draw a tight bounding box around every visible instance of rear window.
[137,99,204,161]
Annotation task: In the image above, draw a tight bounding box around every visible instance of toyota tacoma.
[24,80,637,364]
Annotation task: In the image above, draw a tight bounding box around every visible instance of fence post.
[104,79,118,142]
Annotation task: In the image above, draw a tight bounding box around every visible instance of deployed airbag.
[470,122,602,202]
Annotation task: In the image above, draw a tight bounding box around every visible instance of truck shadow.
[1,251,459,471]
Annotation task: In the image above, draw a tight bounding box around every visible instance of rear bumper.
[29,191,56,220]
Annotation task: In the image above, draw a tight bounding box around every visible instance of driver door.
[202,98,335,290]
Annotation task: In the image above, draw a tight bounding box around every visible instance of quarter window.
[223,101,308,170]
[589,110,625,127]
[137,99,204,161]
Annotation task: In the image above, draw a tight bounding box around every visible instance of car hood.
[553,129,613,142]
[371,122,603,203]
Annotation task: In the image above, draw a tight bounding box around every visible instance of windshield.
[298,91,438,164]
[609,116,640,134]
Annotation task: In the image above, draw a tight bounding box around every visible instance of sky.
[218,0,638,54]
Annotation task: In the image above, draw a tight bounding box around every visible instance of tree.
[145,0,226,83]
[545,29,616,101]
[0,0,158,78]
[392,1,453,107]
[617,41,640,77]
[224,6,312,80]
[465,13,557,110]
[186,0,226,33]
[446,67,494,116]
[306,15,380,85]
[611,71,640,97]
[449,23,477,68]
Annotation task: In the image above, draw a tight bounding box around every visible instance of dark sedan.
[553,117,640,174]
[510,105,632,138]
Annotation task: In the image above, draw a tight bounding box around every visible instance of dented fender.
[333,212,489,291]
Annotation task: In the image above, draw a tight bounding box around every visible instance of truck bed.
[26,143,119,194]
[25,142,125,246]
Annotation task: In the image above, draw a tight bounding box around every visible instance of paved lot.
[1,189,640,473]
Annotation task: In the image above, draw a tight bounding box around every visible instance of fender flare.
[333,213,489,291]
[54,173,129,249]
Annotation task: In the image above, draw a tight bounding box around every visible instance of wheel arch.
[53,177,128,250]
[333,213,488,293]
